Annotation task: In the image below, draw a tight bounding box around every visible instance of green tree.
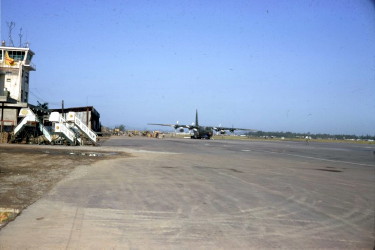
[37,101,49,110]
[118,125,126,132]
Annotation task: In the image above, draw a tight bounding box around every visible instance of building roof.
[50,106,100,118]
[0,45,35,55]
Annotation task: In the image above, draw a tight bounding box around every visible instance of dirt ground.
[0,143,130,228]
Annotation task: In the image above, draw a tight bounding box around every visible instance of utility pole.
[61,100,64,119]
[1,102,4,134]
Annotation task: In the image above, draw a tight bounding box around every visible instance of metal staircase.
[49,112,77,144]
[12,109,96,146]
[66,112,97,144]
[13,108,52,142]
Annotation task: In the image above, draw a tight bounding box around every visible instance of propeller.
[213,124,225,135]
[173,121,179,133]
[229,125,235,133]
[185,122,194,130]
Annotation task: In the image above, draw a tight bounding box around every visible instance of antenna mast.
[18,27,23,47]
[7,21,15,47]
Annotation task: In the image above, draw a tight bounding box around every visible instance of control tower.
[0,41,36,133]
[0,41,35,102]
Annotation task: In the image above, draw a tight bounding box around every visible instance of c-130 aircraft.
[148,110,257,139]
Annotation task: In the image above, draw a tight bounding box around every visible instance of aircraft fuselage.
[191,126,213,139]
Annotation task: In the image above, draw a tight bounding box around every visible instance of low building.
[50,106,101,132]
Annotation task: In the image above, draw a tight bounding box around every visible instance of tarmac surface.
[0,136,374,249]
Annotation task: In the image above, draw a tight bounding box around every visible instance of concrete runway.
[0,137,374,249]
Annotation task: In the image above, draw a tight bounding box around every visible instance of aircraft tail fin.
[195,109,199,127]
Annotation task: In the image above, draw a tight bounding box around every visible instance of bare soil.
[0,144,130,228]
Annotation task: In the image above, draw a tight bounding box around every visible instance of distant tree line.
[116,125,126,132]
[246,131,375,140]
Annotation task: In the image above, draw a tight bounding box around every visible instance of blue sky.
[1,0,374,135]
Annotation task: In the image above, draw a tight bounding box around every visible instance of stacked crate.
[0,132,10,143]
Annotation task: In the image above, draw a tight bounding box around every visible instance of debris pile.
[0,132,10,143]
[0,208,20,229]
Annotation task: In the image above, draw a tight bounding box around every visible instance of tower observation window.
[0,50,3,60]
[27,53,33,61]
[8,51,25,61]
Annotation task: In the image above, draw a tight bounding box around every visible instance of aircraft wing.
[148,123,190,129]
[213,126,258,132]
